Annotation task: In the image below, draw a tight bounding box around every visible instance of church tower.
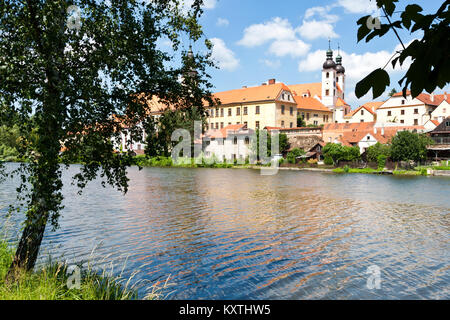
[321,41,337,108]
[335,45,346,100]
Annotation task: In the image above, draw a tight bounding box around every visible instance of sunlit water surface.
[1,163,449,299]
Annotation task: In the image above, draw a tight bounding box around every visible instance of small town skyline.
[174,0,448,107]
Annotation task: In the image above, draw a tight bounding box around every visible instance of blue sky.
[179,0,446,108]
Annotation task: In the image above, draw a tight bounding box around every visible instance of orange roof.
[210,83,293,106]
[431,120,440,126]
[390,91,446,106]
[344,102,382,118]
[203,124,250,139]
[336,97,349,107]
[295,96,332,112]
[337,124,425,146]
[287,82,322,97]
[363,101,384,111]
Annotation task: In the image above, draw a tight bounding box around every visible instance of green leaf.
[355,68,390,99]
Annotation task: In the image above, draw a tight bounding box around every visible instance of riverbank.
[0,241,166,300]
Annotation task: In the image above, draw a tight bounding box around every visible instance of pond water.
[1,163,449,299]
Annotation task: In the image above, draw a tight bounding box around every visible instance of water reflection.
[0,164,449,299]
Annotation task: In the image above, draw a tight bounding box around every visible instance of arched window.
[326,72,329,78]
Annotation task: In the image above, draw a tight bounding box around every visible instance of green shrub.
[377,154,387,170]
[324,155,334,166]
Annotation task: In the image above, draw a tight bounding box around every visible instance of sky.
[174,0,447,109]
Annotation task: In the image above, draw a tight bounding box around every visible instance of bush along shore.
[0,241,169,300]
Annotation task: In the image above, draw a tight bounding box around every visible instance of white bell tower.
[321,40,337,108]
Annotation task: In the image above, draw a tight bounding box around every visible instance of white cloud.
[210,38,239,71]
[297,20,339,40]
[296,4,340,40]
[216,18,229,27]
[269,39,310,58]
[337,0,379,14]
[298,46,413,104]
[237,17,296,47]
[304,5,339,23]
[260,59,281,69]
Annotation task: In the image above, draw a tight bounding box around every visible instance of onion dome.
[335,54,345,74]
[323,48,336,69]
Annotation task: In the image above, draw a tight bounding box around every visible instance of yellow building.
[206,81,298,130]
[294,96,333,126]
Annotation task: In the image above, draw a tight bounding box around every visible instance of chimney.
[444,91,447,100]
[374,127,377,135]
[268,78,276,85]
[430,92,434,102]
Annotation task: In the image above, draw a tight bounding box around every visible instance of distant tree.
[323,143,361,165]
[0,0,214,277]
[355,0,450,99]
[390,131,434,162]
[388,88,397,97]
[286,148,305,164]
[367,142,392,162]
[252,130,289,162]
[297,114,306,127]
[144,107,205,157]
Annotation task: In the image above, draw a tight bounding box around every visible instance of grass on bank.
[0,241,170,300]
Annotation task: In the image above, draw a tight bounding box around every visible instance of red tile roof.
[294,96,332,112]
[210,83,293,106]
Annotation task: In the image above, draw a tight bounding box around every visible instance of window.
[400,120,405,124]
[414,119,419,125]
[290,122,293,128]
[414,108,419,114]
[388,111,392,116]
[236,122,240,125]
[361,119,364,122]
[313,114,318,118]
[323,115,326,122]
[220,122,224,129]
[255,121,260,129]
[401,100,405,105]
[325,89,330,96]
[281,105,285,114]
[281,120,285,127]
[228,122,231,125]
[446,121,450,127]
[290,106,293,115]
[282,93,285,100]
[244,121,247,126]
[255,106,260,114]
[401,109,405,115]
[236,107,240,116]
[326,72,329,78]
[243,106,248,115]
[245,137,250,145]
[306,113,310,120]
[361,110,364,115]
[215,123,219,129]
[301,112,305,119]
[313,120,318,126]
[215,108,219,117]
[228,108,232,116]
[206,141,210,146]
[220,108,224,117]
[443,108,447,113]
[233,137,238,145]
